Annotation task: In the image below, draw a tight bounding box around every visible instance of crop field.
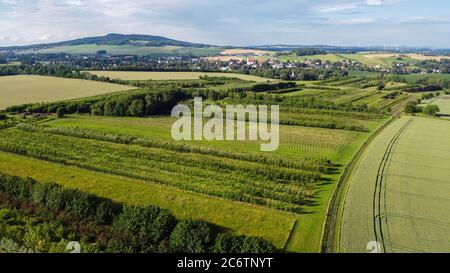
[340,117,450,253]
[36,44,223,57]
[275,53,346,63]
[42,115,368,162]
[0,75,134,109]
[281,81,408,112]
[87,71,269,82]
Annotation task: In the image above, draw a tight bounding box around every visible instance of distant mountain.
[0,33,212,51]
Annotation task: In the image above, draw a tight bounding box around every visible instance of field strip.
[373,118,413,253]
[338,117,411,253]
[0,75,135,109]
[320,116,395,253]
[340,116,450,253]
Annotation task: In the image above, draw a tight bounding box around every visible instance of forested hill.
[0,33,211,51]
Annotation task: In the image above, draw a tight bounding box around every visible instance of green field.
[0,112,385,252]
[432,96,450,115]
[36,44,223,57]
[87,71,269,82]
[0,75,134,109]
[0,70,401,253]
[340,116,450,253]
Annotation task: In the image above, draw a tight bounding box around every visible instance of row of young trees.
[241,67,349,81]
[0,173,275,253]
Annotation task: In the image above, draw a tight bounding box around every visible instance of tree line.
[0,173,275,253]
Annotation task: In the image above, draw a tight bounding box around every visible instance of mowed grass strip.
[87,71,269,82]
[0,75,134,109]
[0,151,296,249]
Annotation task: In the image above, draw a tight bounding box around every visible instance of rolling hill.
[0,33,224,57]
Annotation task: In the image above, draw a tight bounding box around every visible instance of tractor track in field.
[321,116,395,253]
[373,118,413,253]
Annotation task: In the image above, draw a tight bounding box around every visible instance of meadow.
[432,96,450,115]
[87,71,269,82]
[0,75,134,109]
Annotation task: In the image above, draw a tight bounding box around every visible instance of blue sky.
[0,0,450,47]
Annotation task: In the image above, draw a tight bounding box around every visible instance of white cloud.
[367,0,382,6]
[316,2,359,13]
[330,17,377,25]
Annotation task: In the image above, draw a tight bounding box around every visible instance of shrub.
[95,201,116,225]
[106,239,135,253]
[169,220,213,253]
[31,183,55,206]
[423,105,440,116]
[213,233,275,253]
[67,190,96,219]
[404,101,419,114]
[45,186,67,211]
[240,237,276,253]
[213,233,243,253]
[115,205,175,243]
[56,107,66,118]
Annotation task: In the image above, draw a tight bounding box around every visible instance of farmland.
[0,69,413,253]
[256,52,450,68]
[0,75,134,109]
[87,71,269,82]
[339,117,450,253]
[0,75,394,252]
[0,110,384,252]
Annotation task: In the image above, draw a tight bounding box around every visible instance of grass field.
[432,96,450,115]
[0,75,134,109]
[340,116,450,253]
[87,71,269,82]
[36,44,223,57]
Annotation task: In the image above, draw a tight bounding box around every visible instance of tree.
[115,205,175,243]
[56,107,66,118]
[95,201,116,225]
[377,82,386,90]
[404,101,419,114]
[169,220,213,253]
[212,233,242,253]
[423,105,440,116]
[240,237,275,253]
[128,99,145,116]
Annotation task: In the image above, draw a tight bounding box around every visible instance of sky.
[0,0,450,47]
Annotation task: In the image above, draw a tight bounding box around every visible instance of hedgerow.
[0,173,276,253]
